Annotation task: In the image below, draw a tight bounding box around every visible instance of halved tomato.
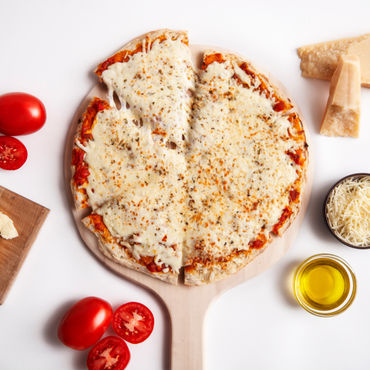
[87,336,130,370]
[0,136,28,170]
[112,302,154,344]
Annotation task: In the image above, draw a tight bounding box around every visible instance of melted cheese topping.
[101,35,194,148]
[183,55,302,263]
[82,107,186,272]
[326,176,370,247]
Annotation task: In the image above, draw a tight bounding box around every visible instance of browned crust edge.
[82,215,178,285]
[95,29,189,77]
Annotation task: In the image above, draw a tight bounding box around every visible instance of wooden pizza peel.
[64,43,314,370]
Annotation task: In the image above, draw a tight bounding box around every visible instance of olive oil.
[294,254,356,316]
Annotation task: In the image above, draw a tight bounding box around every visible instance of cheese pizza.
[71,30,308,285]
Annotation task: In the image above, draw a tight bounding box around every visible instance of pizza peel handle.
[154,281,218,370]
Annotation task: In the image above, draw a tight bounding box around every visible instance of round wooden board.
[64,41,314,370]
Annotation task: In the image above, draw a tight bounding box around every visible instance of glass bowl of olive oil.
[293,254,356,316]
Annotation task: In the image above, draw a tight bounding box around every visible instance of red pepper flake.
[152,127,167,136]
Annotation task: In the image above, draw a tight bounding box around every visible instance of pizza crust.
[95,29,189,78]
[184,247,267,286]
[82,215,178,285]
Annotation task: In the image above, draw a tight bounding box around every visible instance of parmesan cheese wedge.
[0,211,18,240]
[297,34,370,87]
[320,55,361,137]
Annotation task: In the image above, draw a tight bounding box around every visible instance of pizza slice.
[71,96,187,283]
[82,192,184,284]
[183,52,308,285]
[96,29,195,149]
[72,30,196,284]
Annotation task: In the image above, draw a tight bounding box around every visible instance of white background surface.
[1,0,370,369]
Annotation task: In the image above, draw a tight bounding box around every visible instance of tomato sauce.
[96,34,188,77]
[272,207,292,234]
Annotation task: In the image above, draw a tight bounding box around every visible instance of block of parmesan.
[297,34,370,87]
[320,55,361,137]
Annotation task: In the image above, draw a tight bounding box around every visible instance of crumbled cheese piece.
[0,211,18,240]
[326,176,370,247]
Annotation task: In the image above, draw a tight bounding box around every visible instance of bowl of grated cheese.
[324,173,370,249]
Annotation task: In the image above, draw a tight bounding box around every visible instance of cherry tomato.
[0,136,27,170]
[112,302,154,344]
[58,297,112,350]
[0,92,46,135]
[87,336,130,370]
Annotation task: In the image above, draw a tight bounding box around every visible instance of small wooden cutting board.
[0,186,49,304]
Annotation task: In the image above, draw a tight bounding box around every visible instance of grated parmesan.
[326,176,370,247]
